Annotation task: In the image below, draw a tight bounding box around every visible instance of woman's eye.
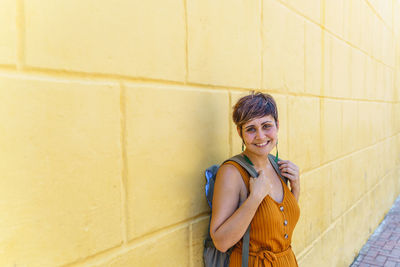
[263,125,271,129]
[246,128,255,132]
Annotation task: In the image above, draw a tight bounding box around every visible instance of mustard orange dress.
[225,161,300,267]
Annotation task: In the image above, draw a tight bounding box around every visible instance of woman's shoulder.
[217,162,242,178]
[216,158,249,187]
[214,162,246,196]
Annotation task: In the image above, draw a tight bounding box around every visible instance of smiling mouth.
[254,140,271,147]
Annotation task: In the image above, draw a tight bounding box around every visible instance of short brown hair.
[232,92,278,135]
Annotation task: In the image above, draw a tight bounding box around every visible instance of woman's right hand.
[249,170,271,203]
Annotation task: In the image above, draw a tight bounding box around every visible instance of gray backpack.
[203,154,287,267]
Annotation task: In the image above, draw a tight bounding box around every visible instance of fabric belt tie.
[249,246,292,267]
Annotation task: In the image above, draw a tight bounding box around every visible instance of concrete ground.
[350,195,400,267]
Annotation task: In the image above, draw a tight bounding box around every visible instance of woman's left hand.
[277,160,300,190]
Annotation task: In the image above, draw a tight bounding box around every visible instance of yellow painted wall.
[0,0,399,266]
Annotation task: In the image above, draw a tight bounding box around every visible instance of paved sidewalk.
[351,195,400,267]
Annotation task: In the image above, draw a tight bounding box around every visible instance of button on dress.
[225,161,300,267]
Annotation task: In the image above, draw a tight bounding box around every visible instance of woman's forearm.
[291,187,300,202]
[211,194,262,252]
[291,180,300,202]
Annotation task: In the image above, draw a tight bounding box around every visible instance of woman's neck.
[242,150,270,169]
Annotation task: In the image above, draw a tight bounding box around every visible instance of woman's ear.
[276,119,279,130]
[236,126,242,139]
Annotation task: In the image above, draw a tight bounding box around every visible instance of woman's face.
[239,115,279,156]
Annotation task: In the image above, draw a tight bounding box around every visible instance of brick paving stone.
[376,255,388,263]
[383,249,393,255]
[350,195,400,267]
[376,241,387,246]
[382,233,392,238]
[392,249,400,257]
[363,255,375,261]
[385,261,397,267]
[384,244,395,250]
[362,258,386,265]
[390,235,400,241]
[377,252,400,261]
[368,249,380,258]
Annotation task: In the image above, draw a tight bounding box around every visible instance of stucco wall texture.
[0,0,399,266]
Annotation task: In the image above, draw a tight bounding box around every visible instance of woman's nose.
[255,128,264,139]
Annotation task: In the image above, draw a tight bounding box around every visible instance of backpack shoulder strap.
[223,154,259,178]
[267,154,288,185]
[222,154,259,192]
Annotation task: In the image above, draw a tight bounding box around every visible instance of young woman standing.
[210,92,300,266]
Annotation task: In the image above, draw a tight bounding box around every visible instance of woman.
[210,92,300,266]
